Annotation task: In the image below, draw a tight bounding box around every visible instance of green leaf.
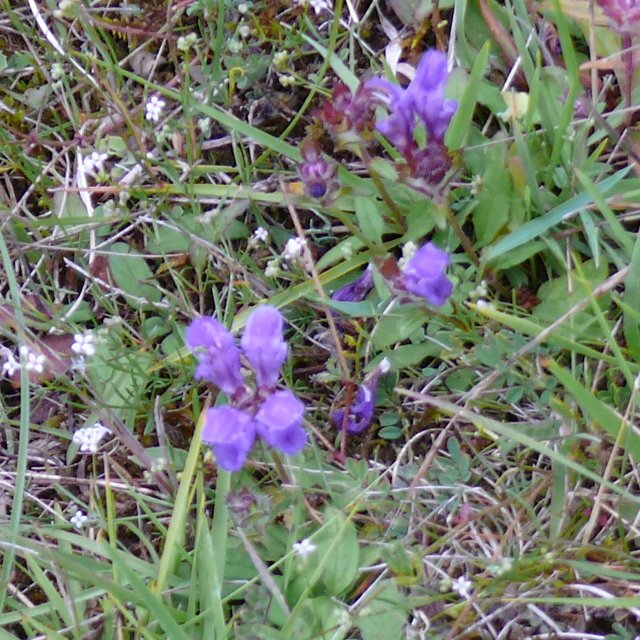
[107,242,162,308]
[354,196,384,246]
[446,41,490,150]
[372,305,428,349]
[485,167,632,263]
[356,580,408,640]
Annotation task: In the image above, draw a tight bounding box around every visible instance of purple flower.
[255,390,307,455]
[186,317,245,394]
[241,306,288,387]
[332,265,375,303]
[332,359,390,434]
[366,49,457,151]
[202,406,257,471]
[401,242,453,306]
[299,139,338,199]
[598,0,640,33]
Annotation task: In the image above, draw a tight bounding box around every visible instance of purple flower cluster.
[598,0,640,33]
[366,50,458,151]
[332,242,453,308]
[299,138,338,199]
[186,306,306,471]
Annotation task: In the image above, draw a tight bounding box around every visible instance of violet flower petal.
[186,317,245,394]
[402,242,453,306]
[333,383,377,434]
[202,406,257,471]
[241,306,289,388]
[332,265,375,303]
[255,390,307,455]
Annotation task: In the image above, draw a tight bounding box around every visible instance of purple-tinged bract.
[202,406,257,472]
[402,242,453,306]
[186,317,245,394]
[255,390,307,455]
[241,306,289,387]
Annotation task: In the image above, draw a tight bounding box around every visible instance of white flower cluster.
[249,227,269,248]
[282,237,307,263]
[145,95,166,123]
[2,345,47,377]
[72,423,111,454]
[83,151,108,176]
[72,331,96,357]
[70,509,88,529]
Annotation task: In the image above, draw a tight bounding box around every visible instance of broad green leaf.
[372,305,429,349]
[107,242,162,307]
[354,196,384,246]
[356,580,408,640]
[317,508,359,596]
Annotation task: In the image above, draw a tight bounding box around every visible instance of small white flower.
[378,357,391,374]
[177,33,198,52]
[278,74,295,88]
[249,227,269,247]
[1,348,19,377]
[72,331,96,357]
[295,0,331,15]
[70,509,88,529]
[238,24,251,38]
[83,151,108,175]
[19,346,45,374]
[451,576,472,599]
[273,51,288,69]
[72,423,111,454]
[293,538,317,561]
[51,62,64,81]
[265,258,281,279]
[282,237,306,263]
[145,95,166,123]
[238,2,248,14]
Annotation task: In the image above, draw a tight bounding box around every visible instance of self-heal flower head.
[299,138,338,199]
[202,406,257,471]
[255,390,307,455]
[598,0,640,34]
[366,49,458,150]
[401,242,453,306]
[241,306,288,388]
[186,317,245,394]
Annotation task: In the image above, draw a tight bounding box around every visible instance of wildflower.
[83,151,108,176]
[72,423,111,454]
[451,576,472,599]
[238,2,249,13]
[273,50,288,69]
[19,345,45,374]
[293,538,317,561]
[145,95,166,123]
[187,306,308,471]
[70,509,88,529]
[51,62,64,81]
[1,348,19,377]
[295,0,331,14]
[202,406,257,472]
[72,331,96,357]
[366,49,458,150]
[278,74,296,88]
[241,306,288,387]
[333,358,390,434]
[299,138,338,199]
[332,266,375,304]
[598,0,640,33]
[249,227,269,247]
[185,318,245,395]
[401,242,453,306]
[282,237,307,264]
[238,24,251,39]
[318,82,378,144]
[265,258,281,278]
[177,33,198,52]
[255,390,307,454]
